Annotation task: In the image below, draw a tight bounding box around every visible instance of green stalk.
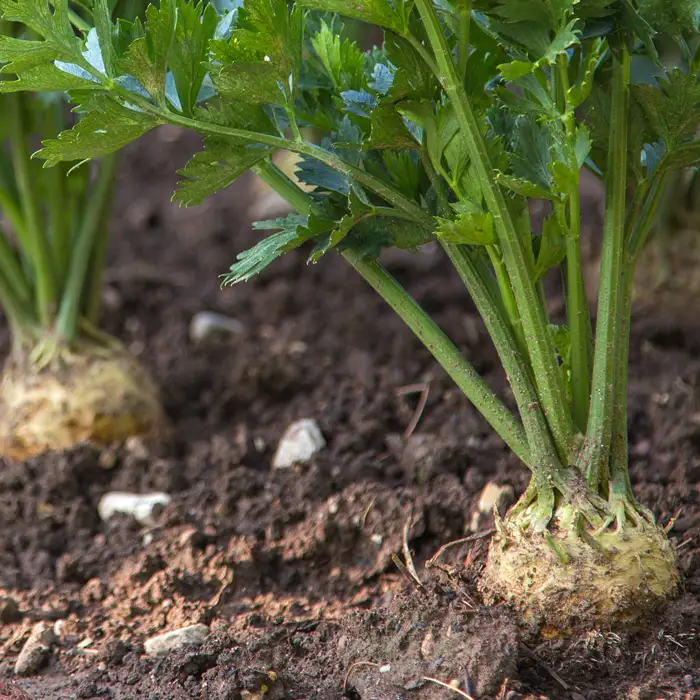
[0,229,32,310]
[413,0,576,462]
[253,160,531,463]
[556,56,593,433]
[486,244,526,353]
[457,0,472,83]
[609,174,669,505]
[44,100,71,290]
[582,48,630,488]
[443,243,559,470]
[0,267,35,334]
[55,155,118,342]
[85,154,119,323]
[7,93,56,326]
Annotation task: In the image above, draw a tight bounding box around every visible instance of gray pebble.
[144,624,209,657]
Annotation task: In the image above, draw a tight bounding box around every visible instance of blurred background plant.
[0,0,168,461]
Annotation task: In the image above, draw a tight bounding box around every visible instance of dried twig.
[395,383,430,438]
[402,505,423,586]
[519,644,569,690]
[343,661,379,693]
[426,530,495,570]
[422,676,476,699]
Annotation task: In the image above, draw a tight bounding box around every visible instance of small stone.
[98,449,118,470]
[98,491,171,526]
[272,419,326,469]
[684,675,695,690]
[14,622,57,676]
[189,311,245,343]
[125,436,149,460]
[0,597,21,624]
[572,694,587,700]
[469,482,515,532]
[420,631,435,659]
[143,624,209,657]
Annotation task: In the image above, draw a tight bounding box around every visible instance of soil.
[1,126,700,700]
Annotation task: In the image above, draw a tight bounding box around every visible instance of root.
[480,471,679,631]
[0,338,169,460]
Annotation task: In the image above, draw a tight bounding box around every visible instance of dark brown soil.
[1,127,700,700]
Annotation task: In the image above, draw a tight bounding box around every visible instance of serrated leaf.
[496,171,555,199]
[534,214,566,280]
[297,0,412,34]
[0,63,101,92]
[91,0,117,77]
[35,98,158,165]
[223,213,313,284]
[119,0,176,105]
[549,160,576,193]
[0,36,59,74]
[309,20,364,92]
[296,154,350,195]
[0,0,78,57]
[368,62,394,95]
[574,125,592,168]
[567,41,602,109]
[435,211,497,245]
[633,70,700,149]
[213,61,286,104]
[170,0,218,115]
[499,60,536,80]
[341,89,376,118]
[174,138,273,206]
[367,103,418,149]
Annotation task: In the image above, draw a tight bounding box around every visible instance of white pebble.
[98,492,171,526]
[189,311,244,343]
[272,419,326,469]
[144,624,209,657]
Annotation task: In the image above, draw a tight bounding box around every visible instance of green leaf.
[35,98,158,165]
[367,103,419,149]
[573,125,592,168]
[0,63,101,92]
[119,0,177,105]
[435,211,497,245]
[0,36,59,74]
[633,70,700,149]
[174,138,274,206]
[170,0,218,115]
[309,20,364,92]
[92,0,118,77]
[209,0,302,105]
[0,0,78,57]
[223,213,313,284]
[534,214,566,280]
[213,60,286,104]
[499,60,536,80]
[638,0,700,37]
[566,40,602,109]
[297,0,413,34]
[496,171,556,199]
[662,139,700,170]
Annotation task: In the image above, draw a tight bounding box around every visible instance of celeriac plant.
[2,0,698,628]
[0,0,166,460]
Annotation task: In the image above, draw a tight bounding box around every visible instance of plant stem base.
[479,513,679,633]
[0,340,169,460]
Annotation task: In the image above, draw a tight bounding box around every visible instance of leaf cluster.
[0,0,698,282]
